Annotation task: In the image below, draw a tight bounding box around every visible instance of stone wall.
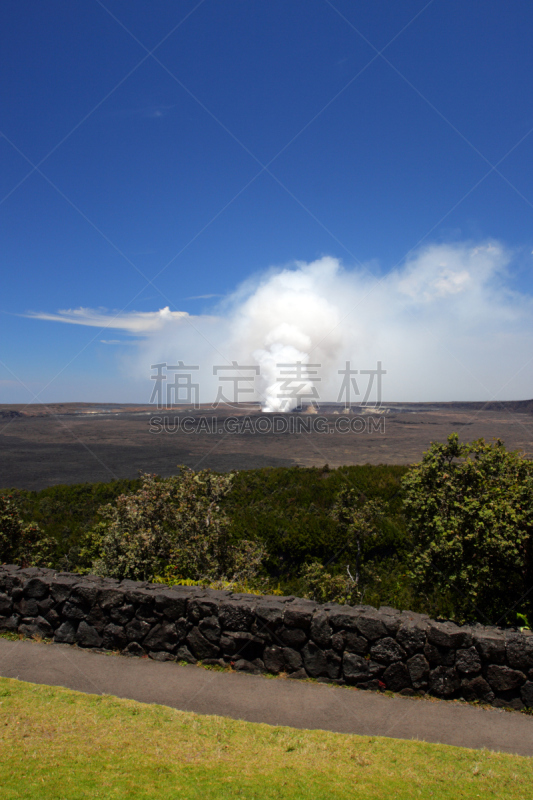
[1,564,532,710]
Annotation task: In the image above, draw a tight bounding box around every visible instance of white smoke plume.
[28,241,533,404]
[205,242,532,405]
[227,259,343,410]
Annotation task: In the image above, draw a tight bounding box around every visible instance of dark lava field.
[1,401,532,490]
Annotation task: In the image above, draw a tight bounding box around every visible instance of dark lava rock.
[423,643,455,667]
[301,641,328,678]
[61,601,86,621]
[283,602,315,631]
[429,666,460,696]
[287,668,307,680]
[220,600,255,632]
[506,632,533,671]
[199,615,221,644]
[343,632,369,655]
[149,651,176,662]
[86,605,107,633]
[255,601,285,629]
[492,697,524,711]
[407,654,429,689]
[15,598,39,617]
[110,604,135,626]
[263,645,285,674]
[176,645,197,664]
[54,621,77,644]
[310,612,332,648]
[0,594,14,618]
[520,681,533,709]
[187,627,220,660]
[355,679,383,691]
[473,629,506,664]
[187,597,219,624]
[50,576,78,603]
[123,641,145,657]
[71,583,100,609]
[356,613,388,642]
[343,653,370,683]
[460,676,494,703]
[233,658,264,674]
[370,637,405,664]
[486,665,526,692]
[144,622,179,652]
[220,631,263,661]
[19,616,53,640]
[278,626,307,649]
[125,618,152,642]
[0,614,20,631]
[328,607,360,632]
[378,607,402,635]
[76,621,103,648]
[455,647,482,674]
[124,588,156,610]
[154,590,187,621]
[44,608,61,628]
[136,602,157,623]
[383,662,411,692]
[102,623,128,650]
[23,577,49,601]
[283,647,303,671]
[324,649,342,680]
[396,621,427,655]
[37,597,54,615]
[427,620,472,649]
[98,587,125,610]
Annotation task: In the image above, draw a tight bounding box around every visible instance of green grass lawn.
[0,677,531,799]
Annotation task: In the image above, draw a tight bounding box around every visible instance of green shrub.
[223,464,407,576]
[298,491,389,606]
[330,489,387,586]
[0,494,56,568]
[3,465,408,579]
[89,468,266,583]
[300,561,361,605]
[402,433,533,625]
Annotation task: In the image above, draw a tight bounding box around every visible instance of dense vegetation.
[1,436,532,628]
[404,433,533,625]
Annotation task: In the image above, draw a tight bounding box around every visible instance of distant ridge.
[0,399,532,417]
[382,399,533,414]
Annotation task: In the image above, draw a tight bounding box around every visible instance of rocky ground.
[0,402,532,490]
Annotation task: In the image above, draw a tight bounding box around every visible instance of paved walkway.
[1,638,532,757]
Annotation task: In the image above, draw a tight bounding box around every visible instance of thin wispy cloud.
[100,339,140,346]
[186,293,224,300]
[112,104,176,119]
[26,306,188,333]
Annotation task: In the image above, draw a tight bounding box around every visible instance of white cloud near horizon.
[26,241,533,403]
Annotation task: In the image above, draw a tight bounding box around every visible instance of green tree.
[330,488,386,587]
[301,489,386,605]
[0,494,56,568]
[89,467,265,583]
[402,434,533,624]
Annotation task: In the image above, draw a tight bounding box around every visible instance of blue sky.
[1,0,533,404]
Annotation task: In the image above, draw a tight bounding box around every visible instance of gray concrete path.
[1,638,532,757]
